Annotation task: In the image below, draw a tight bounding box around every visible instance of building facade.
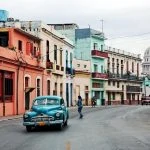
[105,47,143,105]
[20,21,74,107]
[50,24,108,105]
[73,59,91,106]
[0,27,45,116]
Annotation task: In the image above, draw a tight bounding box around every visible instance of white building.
[20,21,74,107]
[105,47,143,105]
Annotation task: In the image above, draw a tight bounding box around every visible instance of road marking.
[66,141,71,150]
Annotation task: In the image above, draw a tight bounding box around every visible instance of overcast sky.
[1,0,150,57]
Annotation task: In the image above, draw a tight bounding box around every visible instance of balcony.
[91,50,108,58]
[92,72,108,79]
[126,86,141,93]
[52,64,64,76]
[108,73,143,82]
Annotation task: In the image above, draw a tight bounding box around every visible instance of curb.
[0,106,118,122]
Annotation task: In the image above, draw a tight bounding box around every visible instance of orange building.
[0,27,49,116]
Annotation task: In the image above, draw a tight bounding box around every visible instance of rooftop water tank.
[0,10,8,22]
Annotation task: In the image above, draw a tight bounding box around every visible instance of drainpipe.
[42,72,44,96]
[16,63,21,115]
[2,71,5,116]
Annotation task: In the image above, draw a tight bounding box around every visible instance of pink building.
[0,27,50,116]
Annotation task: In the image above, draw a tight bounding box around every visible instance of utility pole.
[100,19,104,33]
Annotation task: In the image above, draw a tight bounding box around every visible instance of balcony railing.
[92,72,108,79]
[126,86,141,93]
[91,50,108,58]
[108,73,143,81]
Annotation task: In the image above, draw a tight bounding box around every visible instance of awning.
[25,87,35,93]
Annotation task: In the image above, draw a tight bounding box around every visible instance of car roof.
[35,95,62,100]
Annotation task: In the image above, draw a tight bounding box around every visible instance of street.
[0,106,150,150]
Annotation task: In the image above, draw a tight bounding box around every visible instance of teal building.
[49,24,108,105]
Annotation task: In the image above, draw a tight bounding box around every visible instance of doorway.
[85,93,89,106]
[25,92,30,110]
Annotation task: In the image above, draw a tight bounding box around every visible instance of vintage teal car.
[23,95,69,132]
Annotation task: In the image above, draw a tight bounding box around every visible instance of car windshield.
[33,98,60,106]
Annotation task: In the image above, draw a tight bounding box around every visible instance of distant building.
[105,47,143,105]
[142,47,150,96]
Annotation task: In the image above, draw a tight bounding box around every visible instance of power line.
[108,32,150,40]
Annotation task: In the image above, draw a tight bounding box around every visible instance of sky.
[1,0,150,58]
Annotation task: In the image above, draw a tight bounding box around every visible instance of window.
[108,80,111,85]
[18,40,22,51]
[101,45,103,51]
[113,81,115,86]
[94,64,98,72]
[84,65,87,68]
[25,77,29,87]
[101,66,103,73]
[54,45,57,63]
[70,53,73,68]
[37,79,40,96]
[66,51,68,67]
[26,42,30,55]
[47,80,50,95]
[93,43,98,50]
[121,60,123,64]
[60,48,63,66]
[46,40,50,62]
[0,72,13,102]
[33,46,36,57]
[5,78,13,95]
[122,85,124,90]
[117,81,119,88]
[126,61,129,72]
[0,32,8,47]
[85,86,88,90]
[60,83,63,97]
[132,62,134,72]
[132,94,135,100]
[77,64,80,67]
[112,93,115,100]
[54,82,57,95]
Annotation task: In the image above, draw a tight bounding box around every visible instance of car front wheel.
[64,119,68,126]
[57,123,63,130]
[26,126,32,132]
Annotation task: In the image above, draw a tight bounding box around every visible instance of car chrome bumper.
[23,120,63,126]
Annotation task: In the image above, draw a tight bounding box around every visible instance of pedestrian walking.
[77,95,83,119]
[91,96,96,107]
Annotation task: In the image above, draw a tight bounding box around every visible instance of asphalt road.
[0,106,150,150]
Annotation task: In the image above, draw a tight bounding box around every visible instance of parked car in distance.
[23,95,69,132]
[141,96,150,105]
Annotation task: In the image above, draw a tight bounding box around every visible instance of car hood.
[32,105,61,114]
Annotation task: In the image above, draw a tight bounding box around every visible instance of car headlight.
[56,112,60,117]
[24,114,29,118]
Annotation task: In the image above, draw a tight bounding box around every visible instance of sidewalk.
[0,106,78,122]
[0,106,103,122]
[0,114,23,122]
